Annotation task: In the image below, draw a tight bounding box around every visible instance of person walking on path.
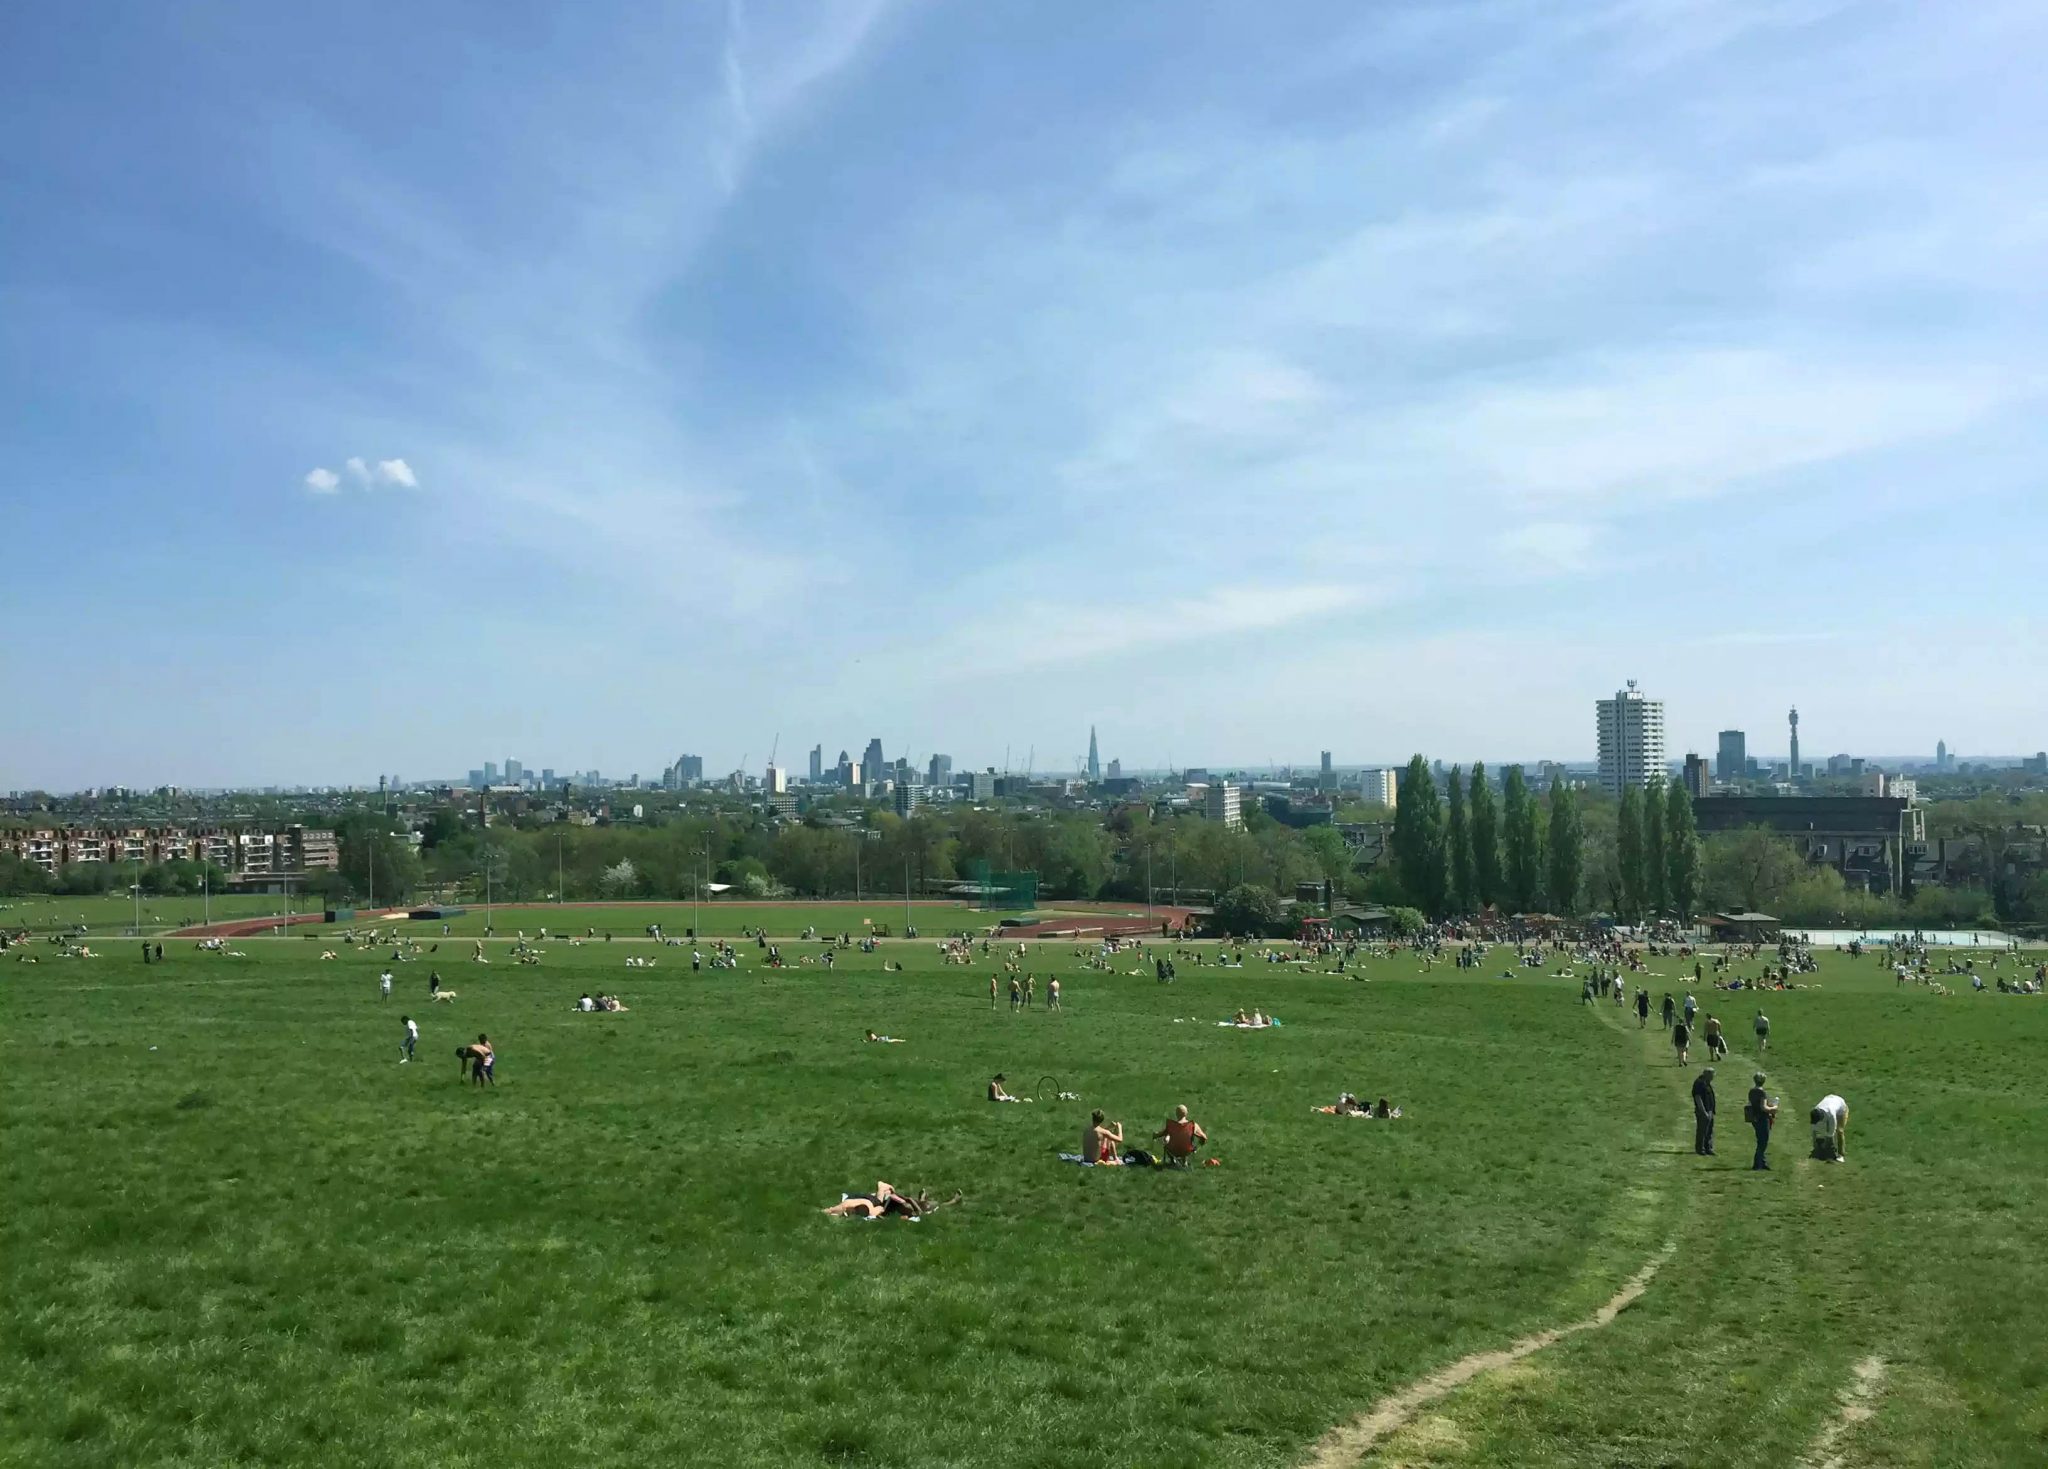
[380,970,393,1001]
[1637,988,1651,1028]
[990,975,998,1011]
[1662,993,1676,1028]
[401,1015,417,1063]
[1682,992,1698,1027]
[1746,1071,1777,1170]
[1703,1014,1726,1060]
[1692,1067,1717,1155]
[1753,1009,1771,1054]
[1672,1019,1691,1064]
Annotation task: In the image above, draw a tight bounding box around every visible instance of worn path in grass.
[4,943,2045,1467]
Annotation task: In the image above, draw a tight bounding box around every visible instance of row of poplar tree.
[1387,754,1703,922]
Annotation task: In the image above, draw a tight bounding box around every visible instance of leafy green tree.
[1391,755,1449,917]
[1546,781,1584,915]
[1501,766,1543,911]
[1213,882,1286,938]
[1616,785,1646,920]
[1384,905,1426,937]
[1701,828,1805,914]
[1468,764,1501,910]
[1446,766,1473,914]
[1643,777,1668,915]
[1664,781,1702,922]
[0,854,51,894]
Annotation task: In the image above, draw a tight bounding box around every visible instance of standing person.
[989,974,998,1011]
[141,942,152,964]
[1047,976,1061,1011]
[1025,974,1036,1009]
[1662,993,1676,1028]
[1009,977,1023,1012]
[1753,1009,1771,1053]
[429,971,441,997]
[1682,992,1698,1028]
[1746,1071,1777,1170]
[380,970,393,1001]
[1636,988,1651,1028]
[401,1015,417,1063]
[1672,1019,1691,1064]
[1691,1067,1717,1155]
[1155,1105,1208,1167]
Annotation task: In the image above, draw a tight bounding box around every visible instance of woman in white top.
[1810,1094,1849,1161]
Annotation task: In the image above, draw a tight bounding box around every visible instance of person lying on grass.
[822,1182,962,1219]
[1312,1093,1402,1117]
[1084,1110,1125,1164]
[864,1031,906,1043]
[1155,1105,1208,1166]
[988,1073,1030,1102]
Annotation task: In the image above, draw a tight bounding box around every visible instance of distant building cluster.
[2,824,339,886]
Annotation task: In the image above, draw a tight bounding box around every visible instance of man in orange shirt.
[1155,1104,1208,1167]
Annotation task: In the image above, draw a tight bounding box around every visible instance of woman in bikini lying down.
[822,1182,962,1218]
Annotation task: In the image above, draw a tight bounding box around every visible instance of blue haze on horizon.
[2,0,2043,789]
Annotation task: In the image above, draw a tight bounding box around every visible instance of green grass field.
[0,892,292,935]
[5,938,2046,1467]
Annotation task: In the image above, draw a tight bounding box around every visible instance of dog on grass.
[431,989,459,1002]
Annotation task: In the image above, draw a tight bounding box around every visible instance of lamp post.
[1146,844,1154,917]
[131,861,142,937]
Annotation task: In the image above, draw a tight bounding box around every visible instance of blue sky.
[3,0,2043,789]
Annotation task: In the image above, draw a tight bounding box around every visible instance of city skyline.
[4,3,2044,786]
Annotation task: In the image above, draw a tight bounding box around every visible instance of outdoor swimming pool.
[1789,928,2025,948]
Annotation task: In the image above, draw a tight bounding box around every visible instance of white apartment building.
[1596,681,1667,795]
[1206,781,1243,828]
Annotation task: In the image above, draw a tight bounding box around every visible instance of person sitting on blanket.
[1084,1110,1125,1165]
[988,1073,1026,1103]
[1155,1104,1208,1166]
[1374,1097,1401,1118]
[1313,1092,1371,1115]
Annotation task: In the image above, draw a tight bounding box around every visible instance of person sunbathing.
[822,1182,960,1219]
[1084,1110,1125,1164]
[1233,1009,1251,1026]
[1313,1092,1371,1115]
[864,1031,905,1043]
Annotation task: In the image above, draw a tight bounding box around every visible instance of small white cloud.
[345,456,372,486]
[375,458,418,488]
[303,467,340,494]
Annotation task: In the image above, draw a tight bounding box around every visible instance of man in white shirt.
[1810,1094,1849,1161]
[380,971,393,1000]
[401,1016,418,1063]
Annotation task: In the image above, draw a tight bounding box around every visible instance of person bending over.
[1810,1093,1850,1161]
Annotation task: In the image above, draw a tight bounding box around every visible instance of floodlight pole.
[132,861,141,937]
[1146,845,1154,917]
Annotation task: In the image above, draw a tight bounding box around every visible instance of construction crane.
[767,733,779,773]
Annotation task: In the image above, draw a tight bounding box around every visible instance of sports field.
[5,936,2046,1467]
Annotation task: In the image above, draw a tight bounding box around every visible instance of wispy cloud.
[303,467,340,494]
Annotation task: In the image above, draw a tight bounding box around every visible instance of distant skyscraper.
[1683,753,1711,798]
[1087,727,1100,783]
[505,759,523,785]
[1358,769,1398,808]
[1206,781,1242,828]
[893,783,921,818]
[863,738,885,779]
[1787,707,1801,781]
[928,753,952,787]
[1936,739,1949,772]
[1320,750,1333,777]
[483,761,499,785]
[1716,730,1747,781]
[1107,758,1122,781]
[678,754,704,782]
[765,764,786,795]
[1595,682,1667,796]
[808,745,823,783]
